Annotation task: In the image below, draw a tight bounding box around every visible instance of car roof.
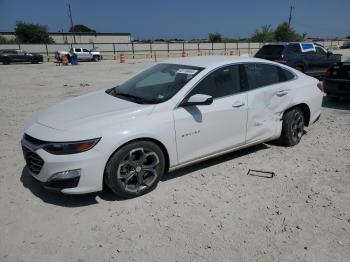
[163,55,267,68]
[262,42,322,47]
[0,49,19,52]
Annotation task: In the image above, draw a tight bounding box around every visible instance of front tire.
[31,57,39,64]
[278,108,305,146]
[104,141,165,198]
[93,55,100,62]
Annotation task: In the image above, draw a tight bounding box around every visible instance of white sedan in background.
[21,56,323,198]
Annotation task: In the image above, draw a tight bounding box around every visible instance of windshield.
[107,63,204,104]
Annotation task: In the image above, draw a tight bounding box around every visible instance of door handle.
[232,101,245,108]
[276,90,289,97]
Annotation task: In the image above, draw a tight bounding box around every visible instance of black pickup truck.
[255,43,342,78]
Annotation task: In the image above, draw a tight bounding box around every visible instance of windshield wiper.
[115,92,148,103]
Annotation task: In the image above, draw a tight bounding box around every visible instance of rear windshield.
[256,45,284,56]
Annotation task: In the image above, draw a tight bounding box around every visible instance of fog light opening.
[49,169,81,182]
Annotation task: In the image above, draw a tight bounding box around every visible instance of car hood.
[36,90,154,132]
[30,52,43,57]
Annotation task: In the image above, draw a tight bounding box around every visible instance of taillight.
[325,68,333,77]
[281,55,288,62]
[317,82,324,92]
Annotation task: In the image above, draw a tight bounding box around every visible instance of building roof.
[0,32,131,36]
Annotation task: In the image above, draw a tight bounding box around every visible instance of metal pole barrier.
[198,42,200,56]
[132,42,135,59]
[248,40,251,56]
[150,42,152,58]
[45,44,49,62]
[211,42,214,55]
[167,42,170,57]
[113,43,116,60]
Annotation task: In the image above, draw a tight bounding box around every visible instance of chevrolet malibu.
[21,56,323,198]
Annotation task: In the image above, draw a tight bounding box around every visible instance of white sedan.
[21,56,323,197]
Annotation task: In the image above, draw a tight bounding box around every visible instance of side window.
[288,44,301,54]
[83,49,89,52]
[75,48,82,52]
[245,63,281,89]
[315,47,326,55]
[188,65,241,99]
[279,67,296,81]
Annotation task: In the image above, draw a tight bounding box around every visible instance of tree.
[69,24,96,33]
[209,32,222,43]
[251,25,275,42]
[15,22,54,43]
[274,22,303,42]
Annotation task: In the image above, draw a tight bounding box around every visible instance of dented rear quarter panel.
[246,70,322,144]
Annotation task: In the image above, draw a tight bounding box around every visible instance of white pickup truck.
[57,47,102,62]
[70,47,102,61]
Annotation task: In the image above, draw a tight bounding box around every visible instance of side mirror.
[180,94,213,107]
[327,51,333,56]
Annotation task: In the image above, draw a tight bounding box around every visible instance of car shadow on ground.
[161,143,270,182]
[322,96,350,110]
[20,143,270,207]
[20,167,100,207]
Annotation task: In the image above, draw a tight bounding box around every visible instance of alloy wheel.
[291,111,304,142]
[117,147,160,193]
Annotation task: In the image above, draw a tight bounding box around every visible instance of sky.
[0,0,348,39]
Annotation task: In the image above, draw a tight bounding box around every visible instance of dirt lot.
[0,59,349,262]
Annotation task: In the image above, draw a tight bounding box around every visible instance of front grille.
[22,146,44,175]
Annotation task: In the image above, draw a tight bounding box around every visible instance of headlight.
[42,138,101,155]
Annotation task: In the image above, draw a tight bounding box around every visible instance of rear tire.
[278,108,305,147]
[93,55,100,62]
[104,141,165,198]
[2,57,11,65]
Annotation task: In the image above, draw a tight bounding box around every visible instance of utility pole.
[67,3,76,44]
[288,5,295,27]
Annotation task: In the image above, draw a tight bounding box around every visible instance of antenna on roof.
[67,3,76,44]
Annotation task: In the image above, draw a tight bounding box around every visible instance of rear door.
[244,63,295,143]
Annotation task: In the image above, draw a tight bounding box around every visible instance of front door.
[174,64,248,164]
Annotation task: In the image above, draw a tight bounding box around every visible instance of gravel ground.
[0,59,349,262]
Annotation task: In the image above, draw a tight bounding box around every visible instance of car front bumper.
[21,139,106,194]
